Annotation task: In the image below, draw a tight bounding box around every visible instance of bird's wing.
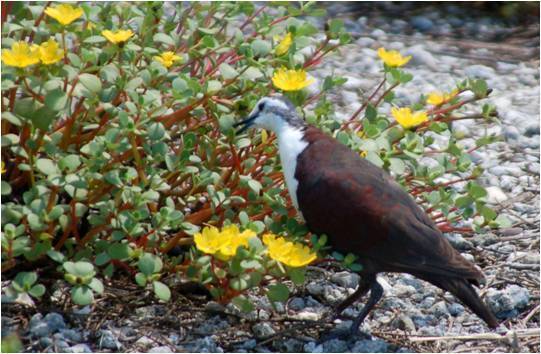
[296,132,483,281]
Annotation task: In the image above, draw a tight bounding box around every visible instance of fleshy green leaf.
[152,281,171,301]
[78,73,102,94]
[35,158,60,176]
[28,284,46,298]
[266,283,290,303]
[71,286,94,305]
[44,89,68,111]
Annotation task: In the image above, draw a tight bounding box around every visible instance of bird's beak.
[233,113,258,134]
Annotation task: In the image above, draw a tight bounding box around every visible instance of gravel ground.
[2,5,539,353]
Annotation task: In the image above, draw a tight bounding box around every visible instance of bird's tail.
[421,275,499,328]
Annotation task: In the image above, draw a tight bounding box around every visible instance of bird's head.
[234,95,305,134]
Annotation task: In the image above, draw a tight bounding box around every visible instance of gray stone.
[322,338,348,352]
[500,175,519,190]
[39,337,53,348]
[67,344,92,353]
[204,301,225,313]
[98,330,122,350]
[444,233,473,251]
[389,19,408,33]
[304,342,324,353]
[524,122,540,137]
[194,315,230,335]
[412,314,438,328]
[239,339,256,350]
[504,125,520,140]
[294,310,321,321]
[72,306,92,316]
[392,284,417,297]
[485,186,508,204]
[343,76,364,91]
[288,297,305,311]
[499,227,523,236]
[391,314,416,332]
[420,296,436,309]
[355,37,375,47]
[351,339,389,353]
[495,165,524,177]
[30,322,51,338]
[44,313,66,333]
[135,336,154,346]
[399,276,424,290]
[507,251,539,264]
[54,339,71,352]
[252,322,275,338]
[381,297,406,310]
[507,285,530,309]
[324,285,347,303]
[430,301,449,318]
[330,271,360,289]
[448,303,465,316]
[58,329,82,343]
[29,313,44,327]
[370,29,386,38]
[404,45,438,70]
[185,337,224,353]
[274,338,304,352]
[465,65,496,79]
[306,282,325,296]
[487,285,530,318]
[410,16,434,32]
[149,346,173,353]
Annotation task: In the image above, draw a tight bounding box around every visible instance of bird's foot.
[317,326,371,344]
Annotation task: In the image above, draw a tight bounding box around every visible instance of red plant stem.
[411,175,476,195]
[239,5,267,30]
[340,78,386,131]
[428,98,476,117]
[111,260,136,276]
[1,2,13,26]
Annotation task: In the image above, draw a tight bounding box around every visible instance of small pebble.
[149,346,173,353]
[251,322,275,338]
[67,344,92,353]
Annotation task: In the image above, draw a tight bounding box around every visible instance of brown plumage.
[295,126,498,331]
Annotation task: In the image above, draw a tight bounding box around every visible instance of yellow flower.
[153,51,181,68]
[426,89,458,106]
[1,161,6,174]
[377,47,411,68]
[360,151,367,158]
[275,32,292,56]
[194,225,256,260]
[39,38,63,65]
[194,226,223,255]
[218,225,255,258]
[1,41,40,68]
[86,22,96,30]
[391,107,428,129]
[44,4,83,26]
[272,67,314,92]
[102,29,134,45]
[263,233,317,268]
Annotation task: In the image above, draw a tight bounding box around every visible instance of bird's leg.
[348,279,383,336]
[319,276,377,343]
[334,279,371,316]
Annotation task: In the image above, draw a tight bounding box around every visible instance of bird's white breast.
[276,125,308,211]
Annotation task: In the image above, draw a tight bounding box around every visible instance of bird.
[234,95,499,336]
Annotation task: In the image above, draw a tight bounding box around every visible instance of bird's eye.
[258,102,265,111]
